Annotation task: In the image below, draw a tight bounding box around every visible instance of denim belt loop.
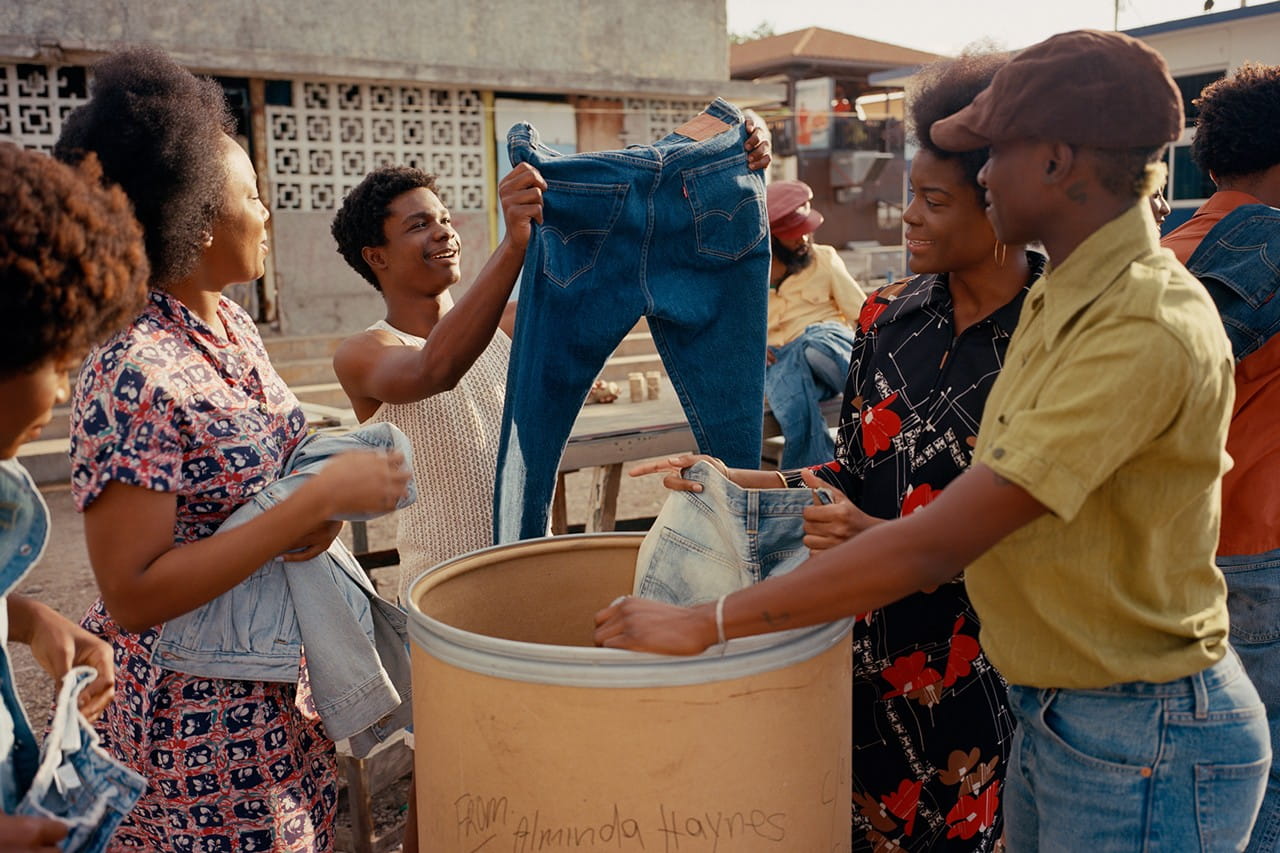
[1193,668,1210,719]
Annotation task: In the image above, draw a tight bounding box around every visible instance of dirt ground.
[11,459,673,851]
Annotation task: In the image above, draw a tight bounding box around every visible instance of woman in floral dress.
[55,48,409,851]
[634,51,1038,852]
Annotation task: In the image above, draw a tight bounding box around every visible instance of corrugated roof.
[731,27,941,78]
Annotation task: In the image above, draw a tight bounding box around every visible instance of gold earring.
[993,241,1008,267]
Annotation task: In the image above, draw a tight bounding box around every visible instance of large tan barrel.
[407,533,852,852]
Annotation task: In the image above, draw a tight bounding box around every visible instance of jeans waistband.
[1060,650,1244,699]
[507,98,745,169]
[682,460,832,516]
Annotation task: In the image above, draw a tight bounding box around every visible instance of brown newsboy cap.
[931,29,1183,152]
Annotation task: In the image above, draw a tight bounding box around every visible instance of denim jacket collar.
[0,459,48,597]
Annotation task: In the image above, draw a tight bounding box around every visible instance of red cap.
[767,180,824,241]
[931,30,1183,152]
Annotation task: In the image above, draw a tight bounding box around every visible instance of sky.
[726,0,1262,55]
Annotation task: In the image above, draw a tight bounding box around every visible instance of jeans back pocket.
[682,158,767,261]
[538,180,629,288]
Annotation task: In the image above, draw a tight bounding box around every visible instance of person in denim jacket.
[1162,63,1280,853]
[54,49,411,851]
[0,144,149,850]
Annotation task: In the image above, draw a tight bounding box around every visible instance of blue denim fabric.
[1,459,49,815]
[1003,652,1269,852]
[632,460,830,605]
[1217,548,1280,852]
[1186,203,1280,361]
[14,666,145,853]
[151,423,415,756]
[764,321,854,468]
[497,98,771,542]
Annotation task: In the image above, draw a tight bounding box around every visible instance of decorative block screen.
[0,63,90,152]
[265,81,488,212]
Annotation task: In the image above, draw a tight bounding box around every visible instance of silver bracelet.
[715,593,728,646]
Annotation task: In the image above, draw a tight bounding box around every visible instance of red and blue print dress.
[70,290,335,852]
[809,254,1042,852]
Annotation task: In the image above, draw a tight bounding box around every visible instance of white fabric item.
[365,319,510,600]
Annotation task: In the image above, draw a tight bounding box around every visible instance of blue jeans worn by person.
[1186,203,1280,360]
[497,99,771,542]
[1219,548,1280,853]
[151,423,415,756]
[765,321,854,468]
[14,666,146,853]
[1003,651,1269,851]
[633,460,831,605]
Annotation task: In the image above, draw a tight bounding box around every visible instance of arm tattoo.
[991,471,1013,487]
[762,610,791,628]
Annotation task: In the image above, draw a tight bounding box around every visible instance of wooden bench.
[553,376,842,533]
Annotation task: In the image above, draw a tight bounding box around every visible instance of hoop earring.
[993,241,1008,267]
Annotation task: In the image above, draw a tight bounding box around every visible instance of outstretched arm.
[595,463,1046,654]
[334,163,545,409]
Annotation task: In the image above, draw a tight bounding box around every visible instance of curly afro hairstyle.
[53,47,234,288]
[1191,62,1280,181]
[0,144,150,376]
[331,166,439,290]
[907,50,1010,205]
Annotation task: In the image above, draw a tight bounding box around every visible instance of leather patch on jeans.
[674,112,731,141]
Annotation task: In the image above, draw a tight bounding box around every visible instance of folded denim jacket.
[152,423,416,756]
[1186,202,1280,360]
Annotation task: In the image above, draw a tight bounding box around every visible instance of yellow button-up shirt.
[766,244,864,347]
[967,203,1234,689]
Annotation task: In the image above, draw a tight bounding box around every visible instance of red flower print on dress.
[900,482,939,516]
[882,650,943,706]
[859,298,890,333]
[860,392,902,457]
[852,791,897,832]
[945,779,1001,840]
[942,615,982,688]
[881,779,924,836]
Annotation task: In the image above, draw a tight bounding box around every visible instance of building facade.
[0,0,781,333]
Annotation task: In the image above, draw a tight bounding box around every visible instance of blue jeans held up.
[15,666,146,853]
[633,460,830,605]
[1003,651,1269,852]
[496,98,771,543]
[1219,548,1280,853]
[764,320,854,469]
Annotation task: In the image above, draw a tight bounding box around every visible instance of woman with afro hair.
[630,50,1040,851]
[55,48,409,851]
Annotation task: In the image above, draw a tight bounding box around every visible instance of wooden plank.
[586,463,623,532]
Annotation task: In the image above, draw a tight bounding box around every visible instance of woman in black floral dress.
[634,51,1041,852]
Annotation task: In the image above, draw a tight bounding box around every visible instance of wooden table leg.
[551,472,569,535]
[586,463,623,532]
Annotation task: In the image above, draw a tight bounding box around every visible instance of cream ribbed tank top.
[364,319,510,600]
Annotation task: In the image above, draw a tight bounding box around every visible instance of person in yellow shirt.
[597,30,1269,850]
[764,180,864,466]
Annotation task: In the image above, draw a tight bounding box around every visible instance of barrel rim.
[406,533,853,688]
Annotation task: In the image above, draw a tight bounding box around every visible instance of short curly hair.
[0,144,150,376]
[908,50,1010,204]
[1191,62,1280,181]
[331,166,439,290]
[53,47,234,288]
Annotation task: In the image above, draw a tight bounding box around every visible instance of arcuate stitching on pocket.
[538,181,629,288]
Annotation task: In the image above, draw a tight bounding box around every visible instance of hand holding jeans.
[799,469,882,552]
[11,595,114,722]
[629,453,733,493]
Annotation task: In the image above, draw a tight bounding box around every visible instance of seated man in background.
[764,180,864,467]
